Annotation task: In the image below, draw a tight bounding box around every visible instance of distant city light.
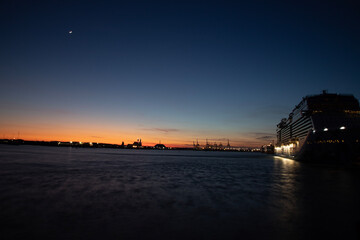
[340,126,346,130]
[323,128,328,131]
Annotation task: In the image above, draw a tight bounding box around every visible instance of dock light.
[340,126,346,130]
[324,128,328,131]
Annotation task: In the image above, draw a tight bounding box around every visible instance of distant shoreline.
[0,139,259,152]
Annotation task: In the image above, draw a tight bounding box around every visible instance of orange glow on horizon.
[0,117,272,148]
[0,128,267,148]
[0,133,268,148]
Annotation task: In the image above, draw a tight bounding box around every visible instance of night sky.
[1,0,359,147]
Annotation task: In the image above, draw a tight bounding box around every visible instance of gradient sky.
[1,0,360,147]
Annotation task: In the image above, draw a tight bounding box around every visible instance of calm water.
[0,145,359,240]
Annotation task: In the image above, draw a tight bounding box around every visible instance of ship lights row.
[313,126,346,133]
[274,143,297,154]
[307,139,360,144]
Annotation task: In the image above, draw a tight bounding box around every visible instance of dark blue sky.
[1,0,360,146]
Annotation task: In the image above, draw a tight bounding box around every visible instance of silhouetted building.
[261,144,274,154]
[154,144,166,150]
[128,139,142,148]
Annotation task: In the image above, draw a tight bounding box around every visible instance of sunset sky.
[1,0,360,147]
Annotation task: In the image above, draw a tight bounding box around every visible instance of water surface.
[0,145,359,239]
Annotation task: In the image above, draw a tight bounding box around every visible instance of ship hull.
[276,129,360,164]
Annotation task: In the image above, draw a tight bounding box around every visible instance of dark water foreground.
[0,145,359,240]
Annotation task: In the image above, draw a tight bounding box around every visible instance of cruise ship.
[275,91,360,163]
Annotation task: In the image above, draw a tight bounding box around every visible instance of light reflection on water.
[0,145,359,240]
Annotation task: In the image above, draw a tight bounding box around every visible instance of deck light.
[340,126,346,130]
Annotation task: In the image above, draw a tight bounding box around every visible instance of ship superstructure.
[275,91,360,162]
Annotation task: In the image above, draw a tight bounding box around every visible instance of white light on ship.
[324,128,328,131]
[340,126,346,130]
